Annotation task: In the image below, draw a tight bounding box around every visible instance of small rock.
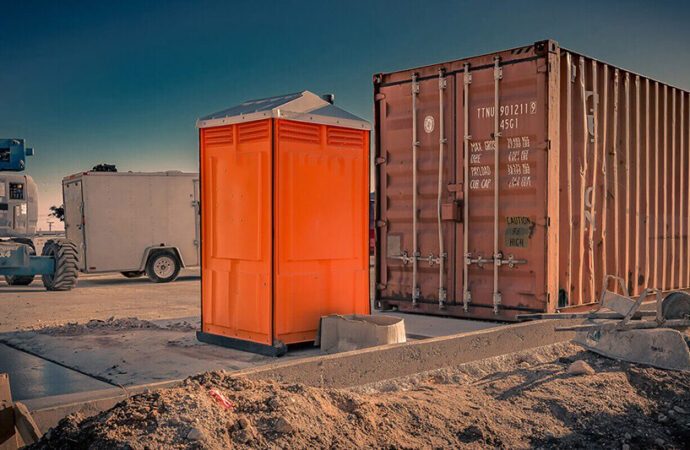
[622,444,630,450]
[234,425,256,443]
[654,438,665,446]
[658,414,668,423]
[268,396,281,409]
[130,411,146,421]
[186,427,204,441]
[668,410,676,417]
[273,417,294,434]
[673,406,687,414]
[235,417,251,430]
[624,433,631,440]
[567,360,595,375]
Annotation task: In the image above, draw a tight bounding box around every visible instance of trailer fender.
[139,246,185,271]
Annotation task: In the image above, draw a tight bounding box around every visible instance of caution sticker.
[504,216,534,248]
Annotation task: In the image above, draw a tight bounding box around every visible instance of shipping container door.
[63,179,86,269]
[273,119,369,344]
[200,120,273,346]
[458,56,550,318]
[376,73,457,306]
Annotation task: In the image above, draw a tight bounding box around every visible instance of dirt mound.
[29,344,690,449]
[35,317,196,336]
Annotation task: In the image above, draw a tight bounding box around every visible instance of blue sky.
[1,0,689,229]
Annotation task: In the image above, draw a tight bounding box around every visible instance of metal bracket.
[463,290,471,312]
[502,254,528,268]
[466,253,527,268]
[493,292,502,314]
[494,63,503,80]
[438,287,447,307]
[412,286,421,304]
[427,252,447,266]
[375,156,387,165]
[392,251,445,267]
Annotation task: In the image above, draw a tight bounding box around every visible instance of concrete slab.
[0,319,321,388]
[0,343,112,401]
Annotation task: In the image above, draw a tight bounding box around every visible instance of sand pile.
[35,317,196,336]
[29,343,690,449]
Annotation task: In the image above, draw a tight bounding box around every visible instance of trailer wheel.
[145,251,180,283]
[41,239,79,291]
[4,238,36,286]
[121,271,144,278]
[662,292,690,320]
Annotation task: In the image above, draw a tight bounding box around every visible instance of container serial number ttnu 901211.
[475,101,537,120]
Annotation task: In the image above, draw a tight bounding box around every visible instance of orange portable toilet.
[196,91,371,355]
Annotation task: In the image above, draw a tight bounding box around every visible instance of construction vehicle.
[520,275,690,371]
[0,139,79,290]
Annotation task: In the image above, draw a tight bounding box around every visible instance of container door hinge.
[546,139,551,151]
[376,283,386,291]
[375,156,387,165]
[375,93,386,101]
[547,216,551,227]
[376,219,388,228]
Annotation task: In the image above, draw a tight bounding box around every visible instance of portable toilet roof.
[196,90,371,130]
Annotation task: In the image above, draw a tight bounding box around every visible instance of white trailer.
[62,171,199,282]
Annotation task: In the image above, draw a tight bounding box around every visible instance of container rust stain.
[373,40,690,320]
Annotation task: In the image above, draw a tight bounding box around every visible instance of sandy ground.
[28,342,690,449]
[0,269,201,332]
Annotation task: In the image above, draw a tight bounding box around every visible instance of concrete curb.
[27,318,582,433]
[234,318,583,388]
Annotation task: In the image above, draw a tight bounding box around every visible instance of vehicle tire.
[661,292,690,320]
[121,271,144,278]
[4,238,36,286]
[145,251,181,283]
[41,239,79,291]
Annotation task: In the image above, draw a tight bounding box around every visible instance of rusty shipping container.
[374,40,690,320]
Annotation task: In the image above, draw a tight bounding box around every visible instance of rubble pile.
[30,344,690,449]
[35,317,196,336]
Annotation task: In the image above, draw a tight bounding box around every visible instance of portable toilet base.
[196,91,371,356]
[196,329,287,356]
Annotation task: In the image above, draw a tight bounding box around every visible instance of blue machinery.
[0,139,79,290]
